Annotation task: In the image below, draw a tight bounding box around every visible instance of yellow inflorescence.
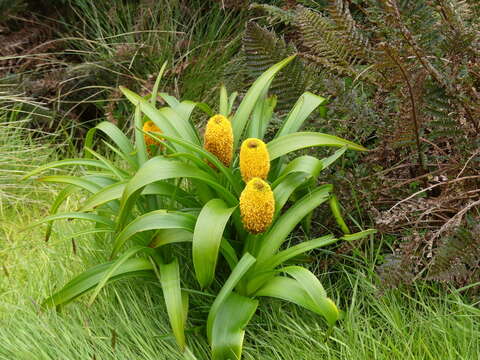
[239,138,270,183]
[239,178,275,234]
[203,114,233,167]
[143,120,163,147]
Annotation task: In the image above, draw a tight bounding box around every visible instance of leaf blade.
[193,199,237,288]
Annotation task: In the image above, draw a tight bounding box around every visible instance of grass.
[1,0,247,138]
[1,119,479,359]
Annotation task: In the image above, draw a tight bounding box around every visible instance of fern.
[296,6,362,77]
[327,0,373,62]
[242,22,313,111]
[428,219,480,287]
[247,0,480,290]
[250,3,296,25]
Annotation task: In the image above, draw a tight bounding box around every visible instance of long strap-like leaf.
[43,258,154,307]
[232,56,296,150]
[211,292,258,360]
[207,253,256,342]
[267,132,367,160]
[193,199,237,288]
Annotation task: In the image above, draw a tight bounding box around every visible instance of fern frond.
[249,3,296,25]
[295,5,372,80]
[428,221,480,284]
[327,0,373,62]
[242,22,311,111]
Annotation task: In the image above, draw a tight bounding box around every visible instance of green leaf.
[255,275,339,326]
[276,155,323,183]
[195,102,214,117]
[267,132,367,160]
[139,131,241,195]
[43,258,154,307]
[120,86,199,146]
[79,181,198,212]
[193,199,237,288]
[84,147,127,180]
[22,159,109,180]
[256,184,333,263]
[38,175,101,194]
[207,253,256,342]
[112,210,197,257]
[44,185,78,241]
[272,172,311,218]
[259,234,337,272]
[228,92,238,116]
[329,195,350,234]
[159,92,180,107]
[246,234,339,294]
[219,85,228,116]
[247,93,276,139]
[149,228,193,248]
[135,105,149,166]
[151,61,168,106]
[275,92,326,138]
[341,229,377,241]
[84,121,137,169]
[320,146,347,170]
[89,245,151,305]
[283,265,326,298]
[158,258,188,351]
[211,292,258,360]
[232,56,296,149]
[25,212,115,231]
[116,157,237,231]
[150,230,238,270]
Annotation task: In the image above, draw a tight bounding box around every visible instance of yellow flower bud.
[240,138,270,183]
[239,178,275,234]
[143,120,163,147]
[203,114,233,167]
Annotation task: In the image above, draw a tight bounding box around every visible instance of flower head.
[240,138,270,183]
[143,120,163,147]
[203,114,233,167]
[239,178,275,234]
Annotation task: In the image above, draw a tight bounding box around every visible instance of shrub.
[25,58,374,359]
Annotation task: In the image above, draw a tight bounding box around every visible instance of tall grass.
[0,100,61,213]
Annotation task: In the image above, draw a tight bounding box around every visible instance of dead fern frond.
[428,220,480,287]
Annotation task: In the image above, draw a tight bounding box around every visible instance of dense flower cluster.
[203,114,234,167]
[143,120,163,147]
[239,178,275,234]
[239,138,270,183]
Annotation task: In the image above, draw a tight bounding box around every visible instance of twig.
[432,199,480,239]
[456,149,480,179]
[388,175,480,212]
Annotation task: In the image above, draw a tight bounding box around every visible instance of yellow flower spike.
[203,114,233,167]
[143,120,163,147]
[239,178,275,234]
[240,138,270,183]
